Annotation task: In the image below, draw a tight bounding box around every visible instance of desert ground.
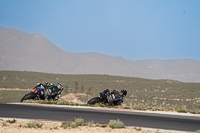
[0,119,178,133]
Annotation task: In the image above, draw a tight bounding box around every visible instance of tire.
[87,97,102,105]
[20,93,37,102]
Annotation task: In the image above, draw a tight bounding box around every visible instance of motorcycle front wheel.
[87,97,103,105]
[20,92,37,102]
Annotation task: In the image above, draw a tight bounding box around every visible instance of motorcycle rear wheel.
[87,97,102,105]
[20,93,37,102]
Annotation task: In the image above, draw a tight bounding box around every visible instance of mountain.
[0,26,200,82]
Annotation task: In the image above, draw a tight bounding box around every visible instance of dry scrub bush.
[109,119,125,129]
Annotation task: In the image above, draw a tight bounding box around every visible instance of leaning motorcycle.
[87,91,124,106]
[20,85,61,102]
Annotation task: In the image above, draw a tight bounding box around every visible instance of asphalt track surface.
[0,103,200,132]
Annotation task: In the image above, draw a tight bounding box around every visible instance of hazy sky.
[0,0,200,61]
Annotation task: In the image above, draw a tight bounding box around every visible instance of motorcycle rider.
[46,83,64,100]
[101,89,110,103]
[121,89,127,97]
[105,89,127,106]
[33,83,46,99]
[34,82,64,100]
[44,82,51,88]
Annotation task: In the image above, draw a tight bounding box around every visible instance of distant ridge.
[0,26,200,82]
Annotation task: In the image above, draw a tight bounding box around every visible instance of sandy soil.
[0,88,31,91]
[60,93,87,103]
[0,119,175,133]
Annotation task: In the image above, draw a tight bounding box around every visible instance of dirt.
[60,93,87,103]
[0,119,175,133]
[0,88,30,91]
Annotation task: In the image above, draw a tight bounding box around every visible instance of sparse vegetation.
[98,103,104,107]
[123,106,131,109]
[54,126,58,129]
[22,99,57,104]
[74,103,79,106]
[27,122,43,128]
[61,117,84,128]
[132,105,144,110]
[87,120,94,127]
[195,110,200,114]
[196,130,200,133]
[100,124,107,128]
[1,71,200,112]
[95,122,99,127]
[2,122,7,126]
[61,121,72,129]
[39,100,57,104]
[74,117,84,126]
[7,119,16,123]
[57,99,70,105]
[108,119,125,129]
[70,123,77,128]
[0,119,180,133]
[176,108,187,113]
[18,124,23,128]
[61,118,125,129]
[81,103,90,106]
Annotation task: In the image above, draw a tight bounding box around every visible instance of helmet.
[103,89,110,94]
[121,89,127,96]
[57,83,64,90]
[45,82,49,85]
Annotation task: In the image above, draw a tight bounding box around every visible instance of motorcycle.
[20,84,61,102]
[87,90,124,106]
